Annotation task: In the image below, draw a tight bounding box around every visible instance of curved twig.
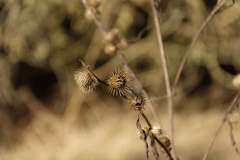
[202,92,240,160]
[172,0,229,93]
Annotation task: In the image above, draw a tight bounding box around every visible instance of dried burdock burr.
[127,90,148,112]
[158,135,172,152]
[74,60,99,93]
[106,68,132,96]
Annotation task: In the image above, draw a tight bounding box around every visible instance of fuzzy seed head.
[151,125,163,136]
[106,68,131,96]
[74,61,99,93]
[233,74,240,90]
[127,90,148,112]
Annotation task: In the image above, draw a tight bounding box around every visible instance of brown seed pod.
[158,135,172,152]
[127,90,148,112]
[106,68,131,96]
[74,60,99,93]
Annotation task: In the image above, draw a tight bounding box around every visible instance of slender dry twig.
[202,92,240,160]
[127,25,152,44]
[149,0,175,158]
[81,0,108,34]
[229,122,240,155]
[150,133,160,160]
[140,112,174,160]
[172,0,229,93]
[150,92,176,101]
[137,114,149,160]
[153,134,174,160]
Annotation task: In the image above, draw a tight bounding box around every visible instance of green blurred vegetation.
[0,0,240,159]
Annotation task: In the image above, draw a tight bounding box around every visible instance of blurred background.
[0,0,240,159]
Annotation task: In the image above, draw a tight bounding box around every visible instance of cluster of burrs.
[74,60,148,112]
[74,60,172,159]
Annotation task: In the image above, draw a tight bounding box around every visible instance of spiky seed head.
[127,90,148,112]
[158,135,172,152]
[136,126,149,140]
[106,68,131,96]
[233,74,240,90]
[74,60,99,93]
[150,125,163,136]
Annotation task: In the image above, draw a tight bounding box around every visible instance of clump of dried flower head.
[104,28,127,54]
[74,60,99,93]
[127,90,149,112]
[84,0,102,20]
[151,125,163,136]
[157,135,172,152]
[136,126,149,140]
[232,74,240,90]
[150,125,172,152]
[106,68,132,97]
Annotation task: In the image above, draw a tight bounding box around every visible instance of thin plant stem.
[153,134,174,160]
[140,112,174,160]
[149,0,175,158]
[202,92,240,160]
[81,0,108,34]
[172,0,229,93]
[140,112,152,129]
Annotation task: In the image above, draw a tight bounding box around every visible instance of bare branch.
[172,0,229,93]
[229,122,240,155]
[150,133,160,160]
[137,114,149,160]
[153,134,174,160]
[149,0,175,158]
[202,92,240,160]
